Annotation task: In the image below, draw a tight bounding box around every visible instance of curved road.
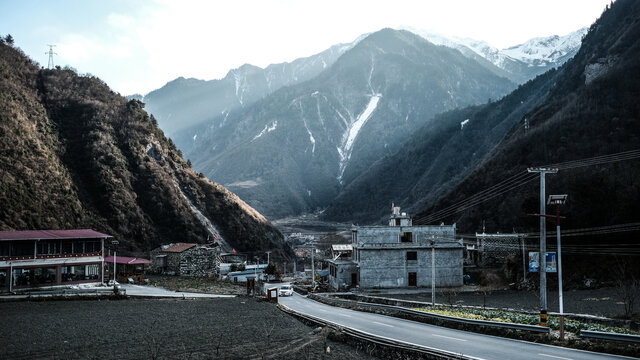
[279,293,636,360]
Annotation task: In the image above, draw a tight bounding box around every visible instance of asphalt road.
[279,293,637,360]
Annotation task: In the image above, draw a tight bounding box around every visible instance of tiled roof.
[162,243,197,253]
[0,229,112,241]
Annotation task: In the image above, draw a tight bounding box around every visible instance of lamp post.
[548,194,568,340]
[431,238,436,307]
[311,248,315,291]
[111,240,119,284]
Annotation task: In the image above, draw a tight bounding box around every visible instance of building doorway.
[408,272,417,286]
[351,273,358,286]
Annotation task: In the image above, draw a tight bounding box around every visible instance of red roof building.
[0,229,111,293]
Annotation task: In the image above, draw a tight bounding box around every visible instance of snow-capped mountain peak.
[401,26,587,83]
[501,27,587,64]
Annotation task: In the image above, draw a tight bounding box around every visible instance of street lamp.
[430,238,436,307]
[548,194,567,340]
[111,240,119,284]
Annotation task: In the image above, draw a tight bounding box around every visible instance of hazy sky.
[2,0,612,95]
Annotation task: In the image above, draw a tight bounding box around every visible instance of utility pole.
[548,194,568,340]
[521,235,527,281]
[45,44,57,69]
[527,167,557,326]
[266,251,271,265]
[431,238,436,307]
[311,248,315,291]
[111,240,119,284]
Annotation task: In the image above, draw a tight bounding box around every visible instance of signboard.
[528,252,557,273]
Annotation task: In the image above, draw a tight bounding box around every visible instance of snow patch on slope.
[174,181,231,252]
[232,70,246,106]
[253,121,278,141]
[337,94,381,183]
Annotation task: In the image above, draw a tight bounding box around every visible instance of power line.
[540,149,640,170]
[414,149,640,225]
[414,172,537,224]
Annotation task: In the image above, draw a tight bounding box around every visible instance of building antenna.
[45,44,57,69]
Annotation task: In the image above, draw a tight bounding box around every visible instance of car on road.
[279,284,293,296]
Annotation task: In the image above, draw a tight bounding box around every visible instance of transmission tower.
[45,44,57,69]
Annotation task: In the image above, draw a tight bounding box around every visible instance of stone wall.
[178,247,219,277]
[149,246,219,276]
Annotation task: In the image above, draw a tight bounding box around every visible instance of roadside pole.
[527,167,557,327]
[548,194,568,340]
[311,248,315,291]
[557,215,565,339]
[431,239,435,307]
[111,239,119,283]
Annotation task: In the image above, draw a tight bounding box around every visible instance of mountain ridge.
[187,28,516,218]
[0,39,292,259]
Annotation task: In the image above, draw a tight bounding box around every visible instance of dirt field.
[0,297,378,360]
[146,275,248,295]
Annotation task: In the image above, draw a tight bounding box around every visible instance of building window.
[406,251,417,261]
[0,242,9,257]
[12,241,34,256]
[12,267,57,287]
[62,264,100,282]
[395,219,401,226]
[351,230,357,244]
[400,232,413,243]
[37,240,59,255]
[62,241,73,254]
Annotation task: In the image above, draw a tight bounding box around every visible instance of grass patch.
[413,307,639,335]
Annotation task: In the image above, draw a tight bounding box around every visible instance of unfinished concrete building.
[327,207,463,290]
[467,232,527,267]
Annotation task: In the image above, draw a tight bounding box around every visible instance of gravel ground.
[0,297,378,360]
[382,287,629,317]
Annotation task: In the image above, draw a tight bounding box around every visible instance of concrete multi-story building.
[327,207,463,290]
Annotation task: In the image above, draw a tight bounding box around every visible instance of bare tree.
[614,259,640,318]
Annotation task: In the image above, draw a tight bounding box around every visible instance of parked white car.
[278,284,293,296]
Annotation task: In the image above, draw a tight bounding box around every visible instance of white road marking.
[431,334,467,342]
[372,321,394,328]
[341,313,352,317]
[538,354,573,360]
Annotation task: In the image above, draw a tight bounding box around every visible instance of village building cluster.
[0,205,528,294]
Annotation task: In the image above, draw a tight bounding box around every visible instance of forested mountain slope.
[0,40,291,259]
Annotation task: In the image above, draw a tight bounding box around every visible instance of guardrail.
[279,303,479,360]
[580,330,640,344]
[309,293,550,335]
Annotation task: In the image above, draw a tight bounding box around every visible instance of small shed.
[150,243,220,276]
[104,256,151,283]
